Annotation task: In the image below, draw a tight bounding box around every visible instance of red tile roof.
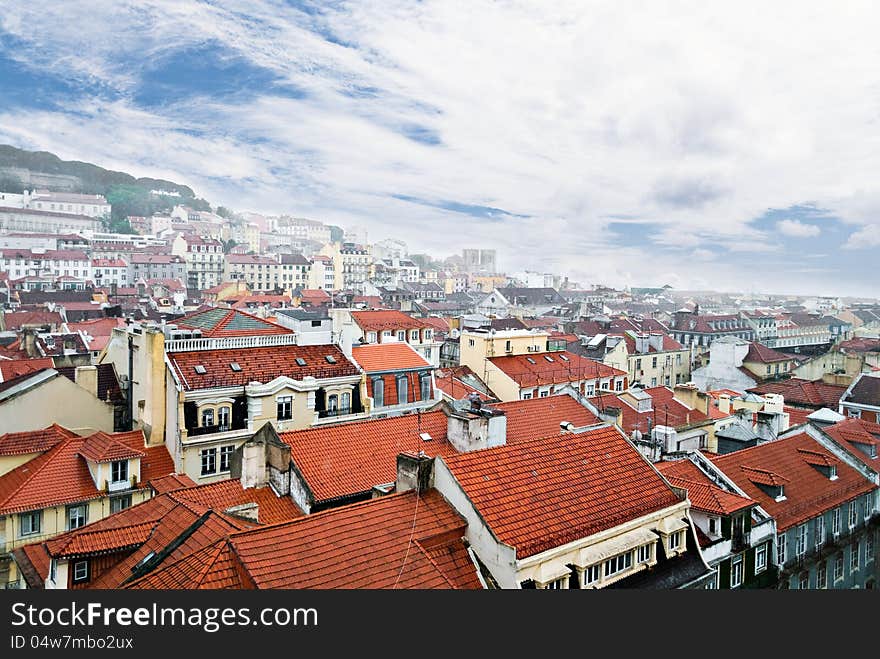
[0,430,173,515]
[784,406,813,427]
[821,418,880,468]
[0,424,77,457]
[169,343,359,391]
[280,396,603,504]
[352,342,431,372]
[489,351,626,388]
[744,342,793,364]
[77,431,146,463]
[0,357,55,382]
[441,425,682,558]
[656,460,755,515]
[172,478,302,525]
[747,378,846,408]
[1,311,63,330]
[351,310,430,332]
[129,490,477,589]
[148,473,197,494]
[621,332,684,354]
[593,386,711,434]
[712,433,877,531]
[175,307,293,338]
[434,366,495,401]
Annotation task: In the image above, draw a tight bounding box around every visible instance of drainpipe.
[128,333,135,431]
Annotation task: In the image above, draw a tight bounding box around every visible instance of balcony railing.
[731,530,751,552]
[318,408,354,419]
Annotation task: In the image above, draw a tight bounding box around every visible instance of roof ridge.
[0,436,75,510]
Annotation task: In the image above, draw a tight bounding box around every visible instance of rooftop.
[174,307,293,338]
[489,351,626,388]
[351,342,431,372]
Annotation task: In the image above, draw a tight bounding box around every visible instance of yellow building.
[470,274,507,294]
[607,332,692,388]
[0,427,173,585]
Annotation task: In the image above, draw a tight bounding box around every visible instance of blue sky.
[0,1,878,297]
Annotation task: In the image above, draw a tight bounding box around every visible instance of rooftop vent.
[559,354,569,361]
[419,432,433,442]
[193,365,206,375]
[544,355,554,362]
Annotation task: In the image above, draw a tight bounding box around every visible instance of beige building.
[224,254,284,292]
[612,332,691,388]
[0,369,116,435]
[319,241,370,292]
[0,427,173,585]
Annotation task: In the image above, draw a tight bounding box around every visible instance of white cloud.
[776,219,821,237]
[1,1,879,294]
[843,225,880,249]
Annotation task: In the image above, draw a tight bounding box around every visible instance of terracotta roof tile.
[351,310,431,332]
[280,396,604,504]
[169,343,359,391]
[440,425,682,558]
[744,342,793,364]
[712,433,877,531]
[434,366,495,401]
[148,473,197,494]
[0,424,76,456]
[130,490,476,589]
[656,460,755,515]
[77,431,146,463]
[0,358,55,382]
[747,378,846,408]
[352,342,431,372]
[175,307,293,338]
[821,418,880,467]
[172,478,303,525]
[593,386,711,434]
[489,351,626,388]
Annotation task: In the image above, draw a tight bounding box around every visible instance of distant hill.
[0,144,212,228]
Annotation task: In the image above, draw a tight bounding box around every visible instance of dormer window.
[111,460,128,484]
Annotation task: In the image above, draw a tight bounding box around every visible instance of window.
[615,379,623,392]
[817,561,827,588]
[851,542,859,571]
[637,544,652,563]
[651,357,658,369]
[382,330,393,338]
[651,377,657,387]
[834,552,844,581]
[72,560,89,583]
[582,565,600,587]
[521,392,532,400]
[866,492,875,519]
[110,495,131,513]
[341,392,351,413]
[868,532,875,562]
[277,396,292,421]
[777,534,786,565]
[815,516,825,549]
[372,377,384,407]
[468,339,475,347]
[669,531,683,551]
[19,511,42,537]
[635,358,642,370]
[220,445,234,472]
[705,571,720,589]
[604,551,633,578]
[708,518,718,535]
[397,330,406,341]
[832,508,841,536]
[218,406,230,429]
[585,383,595,396]
[755,543,767,573]
[544,578,565,590]
[731,555,744,588]
[50,559,57,583]
[328,394,338,412]
[539,389,550,398]
[410,330,419,342]
[201,408,214,427]
[796,524,807,556]
[419,374,431,401]
[67,505,87,530]
[201,448,217,476]
[111,460,128,484]
[849,501,858,528]
[397,377,409,405]
[424,329,433,341]
[367,332,377,343]
[798,571,809,590]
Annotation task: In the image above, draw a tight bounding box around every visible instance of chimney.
[560,420,575,433]
[651,425,677,455]
[634,333,649,354]
[648,333,664,352]
[74,365,99,397]
[396,452,434,492]
[718,394,731,415]
[446,406,507,452]
[600,405,623,427]
[223,502,259,523]
[23,328,39,358]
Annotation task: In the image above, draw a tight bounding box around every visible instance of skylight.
[526,357,536,364]
[230,362,242,372]
[193,365,206,374]
[559,355,569,361]
[325,355,337,364]
[544,355,554,362]
[295,357,307,367]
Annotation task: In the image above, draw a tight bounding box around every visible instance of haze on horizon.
[1,1,878,298]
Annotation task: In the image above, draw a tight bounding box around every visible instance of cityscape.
[0,3,878,595]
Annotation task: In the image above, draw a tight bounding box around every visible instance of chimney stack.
[718,394,731,415]
[74,365,99,398]
[396,452,434,493]
[446,405,507,452]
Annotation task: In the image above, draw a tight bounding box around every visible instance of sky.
[0,1,878,298]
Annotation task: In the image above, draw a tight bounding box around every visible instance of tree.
[0,173,24,193]
[221,239,237,254]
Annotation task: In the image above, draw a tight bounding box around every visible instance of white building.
[0,248,91,281]
[91,258,128,288]
[27,191,111,218]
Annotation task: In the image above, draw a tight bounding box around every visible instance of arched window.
[341,392,351,413]
[218,406,230,429]
[372,377,385,407]
[397,376,409,405]
[201,408,214,427]
[328,394,338,412]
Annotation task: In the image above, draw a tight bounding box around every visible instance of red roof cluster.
[821,418,880,468]
[169,343,359,391]
[0,430,174,515]
[489,351,626,388]
[175,307,293,338]
[712,432,876,531]
[441,425,683,558]
[594,386,711,434]
[77,430,146,463]
[0,424,77,457]
[747,378,846,408]
[1,310,64,330]
[0,357,55,382]
[126,490,479,589]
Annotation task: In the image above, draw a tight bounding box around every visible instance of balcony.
[107,477,133,493]
[731,530,751,553]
